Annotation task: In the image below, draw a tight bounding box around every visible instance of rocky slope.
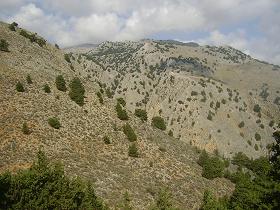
[0,22,236,209]
[67,39,280,158]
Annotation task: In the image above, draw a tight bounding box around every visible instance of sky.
[1,0,280,65]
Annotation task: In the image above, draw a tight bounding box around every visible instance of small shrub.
[64,54,71,63]
[48,117,61,129]
[152,116,166,130]
[134,109,147,121]
[191,91,198,96]
[117,97,126,107]
[269,120,275,127]
[69,77,85,106]
[197,150,209,166]
[254,144,259,151]
[103,136,111,144]
[151,188,179,210]
[232,152,251,168]
[255,133,261,141]
[55,75,67,91]
[43,84,51,93]
[96,92,104,104]
[128,143,139,157]
[123,123,137,142]
[198,151,225,179]
[22,122,31,135]
[9,22,18,31]
[253,104,261,113]
[16,81,24,92]
[105,88,113,98]
[207,112,213,121]
[26,74,32,84]
[238,121,245,128]
[116,102,128,120]
[202,156,225,179]
[168,130,173,137]
[0,39,9,52]
[19,30,46,47]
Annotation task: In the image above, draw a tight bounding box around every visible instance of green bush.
[19,30,46,47]
[105,88,113,98]
[134,109,147,121]
[69,77,85,106]
[168,130,173,137]
[64,54,71,63]
[150,188,179,210]
[26,74,32,84]
[197,150,209,166]
[0,39,9,52]
[0,150,107,209]
[103,136,111,144]
[96,92,104,104]
[16,81,24,92]
[199,131,280,209]
[43,84,51,93]
[22,122,31,135]
[202,156,225,179]
[128,143,139,157]
[152,116,166,130]
[253,104,261,113]
[55,75,67,91]
[8,22,18,31]
[200,190,227,210]
[48,117,61,129]
[238,121,245,128]
[117,97,126,107]
[232,152,251,168]
[116,102,128,120]
[191,91,198,96]
[123,123,137,142]
[198,151,225,179]
[255,133,261,141]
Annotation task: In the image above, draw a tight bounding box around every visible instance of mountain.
[64,43,99,53]
[0,21,279,209]
[73,39,280,158]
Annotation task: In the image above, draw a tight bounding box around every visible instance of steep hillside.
[67,39,280,158]
[0,22,235,209]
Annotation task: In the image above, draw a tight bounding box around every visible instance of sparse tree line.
[0,150,181,210]
[200,130,280,209]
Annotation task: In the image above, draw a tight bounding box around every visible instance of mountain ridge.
[0,21,279,209]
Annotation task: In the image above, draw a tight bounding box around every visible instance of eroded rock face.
[74,39,279,158]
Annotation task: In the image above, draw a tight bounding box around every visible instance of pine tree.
[55,75,67,91]
[69,77,85,106]
[26,74,32,84]
[43,84,51,93]
[16,81,24,92]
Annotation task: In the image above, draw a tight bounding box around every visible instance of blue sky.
[1,0,279,64]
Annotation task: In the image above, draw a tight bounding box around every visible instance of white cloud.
[117,1,204,40]
[196,30,280,65]
[2,0,280,64]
